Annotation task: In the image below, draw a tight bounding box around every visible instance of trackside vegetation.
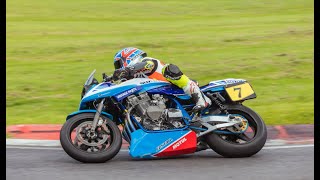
[6,0,313,125]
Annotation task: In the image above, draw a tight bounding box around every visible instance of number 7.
[234,87,242,98]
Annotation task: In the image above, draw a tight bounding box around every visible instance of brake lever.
[102,73,107,80]
[102,73,113,82]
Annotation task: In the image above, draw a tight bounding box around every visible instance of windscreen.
[84,69,96,86]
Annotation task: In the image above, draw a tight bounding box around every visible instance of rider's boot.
[162,64,211,112]
[182,80,212,113]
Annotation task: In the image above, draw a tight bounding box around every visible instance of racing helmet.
[113,47,147,69]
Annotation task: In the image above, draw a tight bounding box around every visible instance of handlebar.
[104,76,113,82]
[102,72,128,84]
[102,73,113,82]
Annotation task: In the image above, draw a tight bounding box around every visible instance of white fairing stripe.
[84,78,169,98]
[153,131,192,156]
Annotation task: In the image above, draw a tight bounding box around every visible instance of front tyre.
[60,113,122,163]
[205,104,267,158]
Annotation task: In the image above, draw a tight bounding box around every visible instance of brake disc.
[75,121,109,147]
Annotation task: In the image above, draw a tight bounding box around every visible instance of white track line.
[6,144,314,151]
[6,146,130,152]
[6,146,63,150]
[262,144,314,149]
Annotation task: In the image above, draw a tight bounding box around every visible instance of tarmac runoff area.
[5,138,314,149]
[6,124,314,147]
[6,144,314,180]
[6,124,314,180]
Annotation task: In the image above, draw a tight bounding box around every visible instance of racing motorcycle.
[60,70,267,163]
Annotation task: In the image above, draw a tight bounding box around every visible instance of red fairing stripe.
[154,131,197,157]
[121,48,137,59]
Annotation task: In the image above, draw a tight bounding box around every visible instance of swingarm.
[194,115,248,137]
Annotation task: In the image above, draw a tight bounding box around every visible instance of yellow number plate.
[225,82,256,101]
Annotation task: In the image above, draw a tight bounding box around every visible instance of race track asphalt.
[6,145,314,180]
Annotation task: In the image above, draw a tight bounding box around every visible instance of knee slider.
[163,64,183,80]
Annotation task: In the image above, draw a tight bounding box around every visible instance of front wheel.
[60,113,122,163]
[205,104,267,158]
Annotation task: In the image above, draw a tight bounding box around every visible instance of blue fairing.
[200,78,246,92]
[200,85,225,93]
[147,84,192,100]
[147,78,245,98]
[79,78,241,110]
[129,129,191,158]
[79,78,171,109]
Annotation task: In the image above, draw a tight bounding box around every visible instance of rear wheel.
[205,104,267,157]
[60,113,122,163]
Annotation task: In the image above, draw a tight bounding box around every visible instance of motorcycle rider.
[111,47,212,113]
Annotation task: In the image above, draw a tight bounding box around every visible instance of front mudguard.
[66,110,113,121]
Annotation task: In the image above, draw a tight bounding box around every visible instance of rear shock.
[206,92,229,115]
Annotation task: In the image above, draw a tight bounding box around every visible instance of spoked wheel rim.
[69,118,114,153]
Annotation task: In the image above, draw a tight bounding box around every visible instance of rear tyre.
[60,113,122,163]
[205,104,267,157]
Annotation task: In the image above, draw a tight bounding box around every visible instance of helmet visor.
[128,55,144,67]
[114,59,123,69]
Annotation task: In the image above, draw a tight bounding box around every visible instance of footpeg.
[196,141,209,152]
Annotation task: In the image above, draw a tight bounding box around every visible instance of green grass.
[6,0,314,126]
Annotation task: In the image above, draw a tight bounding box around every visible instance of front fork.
[90,98,106,132]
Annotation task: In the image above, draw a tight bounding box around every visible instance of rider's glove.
[112,67,134,81]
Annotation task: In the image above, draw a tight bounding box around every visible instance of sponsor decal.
[152,131,197,157]
[115,87,140,100]
[144,61,154,70]
[224,79,245,84]
[156,138,173,151]
[172,137,187,150]
[140,80,151,84]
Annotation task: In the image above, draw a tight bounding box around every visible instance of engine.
[126,92,185,130]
